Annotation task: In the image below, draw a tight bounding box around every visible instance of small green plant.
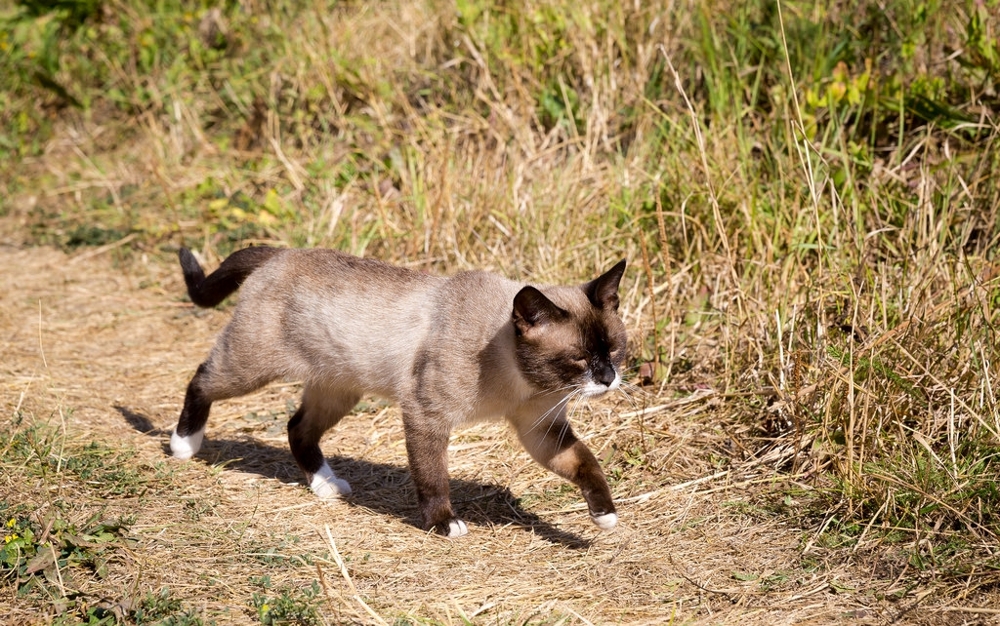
[250,579,323,625]
[133,587,207,625]
[4,416,158,498]
[0,508,133,594]
[1,512,37,581]
[45,586,208,625]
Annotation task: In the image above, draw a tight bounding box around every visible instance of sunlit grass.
[2,0,999,608]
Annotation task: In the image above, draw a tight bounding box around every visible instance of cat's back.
[262,248,430,287]
[231,248,441,346]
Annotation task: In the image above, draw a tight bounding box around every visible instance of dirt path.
[1,244,956,624]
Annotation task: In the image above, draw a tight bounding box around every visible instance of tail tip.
[178,247,200,272]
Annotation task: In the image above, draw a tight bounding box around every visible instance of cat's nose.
[594,363,617,387]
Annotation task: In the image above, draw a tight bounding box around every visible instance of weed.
[5,418,154,498]
[250,579,323,626]
[44,586,209,625]
[0,507,132,595]
[132,588,208,626]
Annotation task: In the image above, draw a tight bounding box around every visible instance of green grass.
[250,577,323,626]
[1,409,345,624]
[3,0,1000,612]
[0,413,208,624]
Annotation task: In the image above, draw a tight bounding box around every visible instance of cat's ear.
[512,286,568,336]
[584,259,626,311]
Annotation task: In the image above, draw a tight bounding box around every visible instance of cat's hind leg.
[172,351,279,460]
[289,383,360,499]
[171,363,214,459]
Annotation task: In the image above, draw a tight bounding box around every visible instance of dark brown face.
[511,260,628,397]
[517,308,627,397]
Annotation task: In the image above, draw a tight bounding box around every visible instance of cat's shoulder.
[442,268,522,296]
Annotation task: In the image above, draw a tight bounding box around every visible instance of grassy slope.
[2,0,1000,622]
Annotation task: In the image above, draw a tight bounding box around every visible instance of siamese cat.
[170,246,627,537]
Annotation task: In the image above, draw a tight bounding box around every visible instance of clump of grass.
[0,412,199,621]
[5,411,156,498]
[0,507,132,596]
[250,577,323,626]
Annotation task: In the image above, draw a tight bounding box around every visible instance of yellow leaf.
[832,61,849,83]
[828,82,846,105]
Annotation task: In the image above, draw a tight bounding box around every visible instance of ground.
[1,242,995,625]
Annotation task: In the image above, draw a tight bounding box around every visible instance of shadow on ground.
[115,404,591,548]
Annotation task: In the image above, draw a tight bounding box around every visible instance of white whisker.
[617,381,648,412]
[555,418,571,449]
[524,392,575,436]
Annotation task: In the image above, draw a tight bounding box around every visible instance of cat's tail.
[179,246,281,308]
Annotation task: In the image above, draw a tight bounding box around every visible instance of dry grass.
[3,0,1000,623]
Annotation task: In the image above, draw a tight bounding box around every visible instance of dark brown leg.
[171,363,213,459]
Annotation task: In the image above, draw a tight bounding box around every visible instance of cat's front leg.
[512,409,617,530]
[402,416,467,537]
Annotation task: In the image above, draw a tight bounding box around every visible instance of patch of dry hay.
[2,244,994,625]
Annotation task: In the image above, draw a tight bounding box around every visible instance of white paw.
[446,519,468,538]
[170,429,204,460]
[592,512,618,530]
[310,463,352,498]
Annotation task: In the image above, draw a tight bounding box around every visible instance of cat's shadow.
[115,405,591,549]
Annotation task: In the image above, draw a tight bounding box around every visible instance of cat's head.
[511,260,628,397]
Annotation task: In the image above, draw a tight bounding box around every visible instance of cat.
[170,246,627,537]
